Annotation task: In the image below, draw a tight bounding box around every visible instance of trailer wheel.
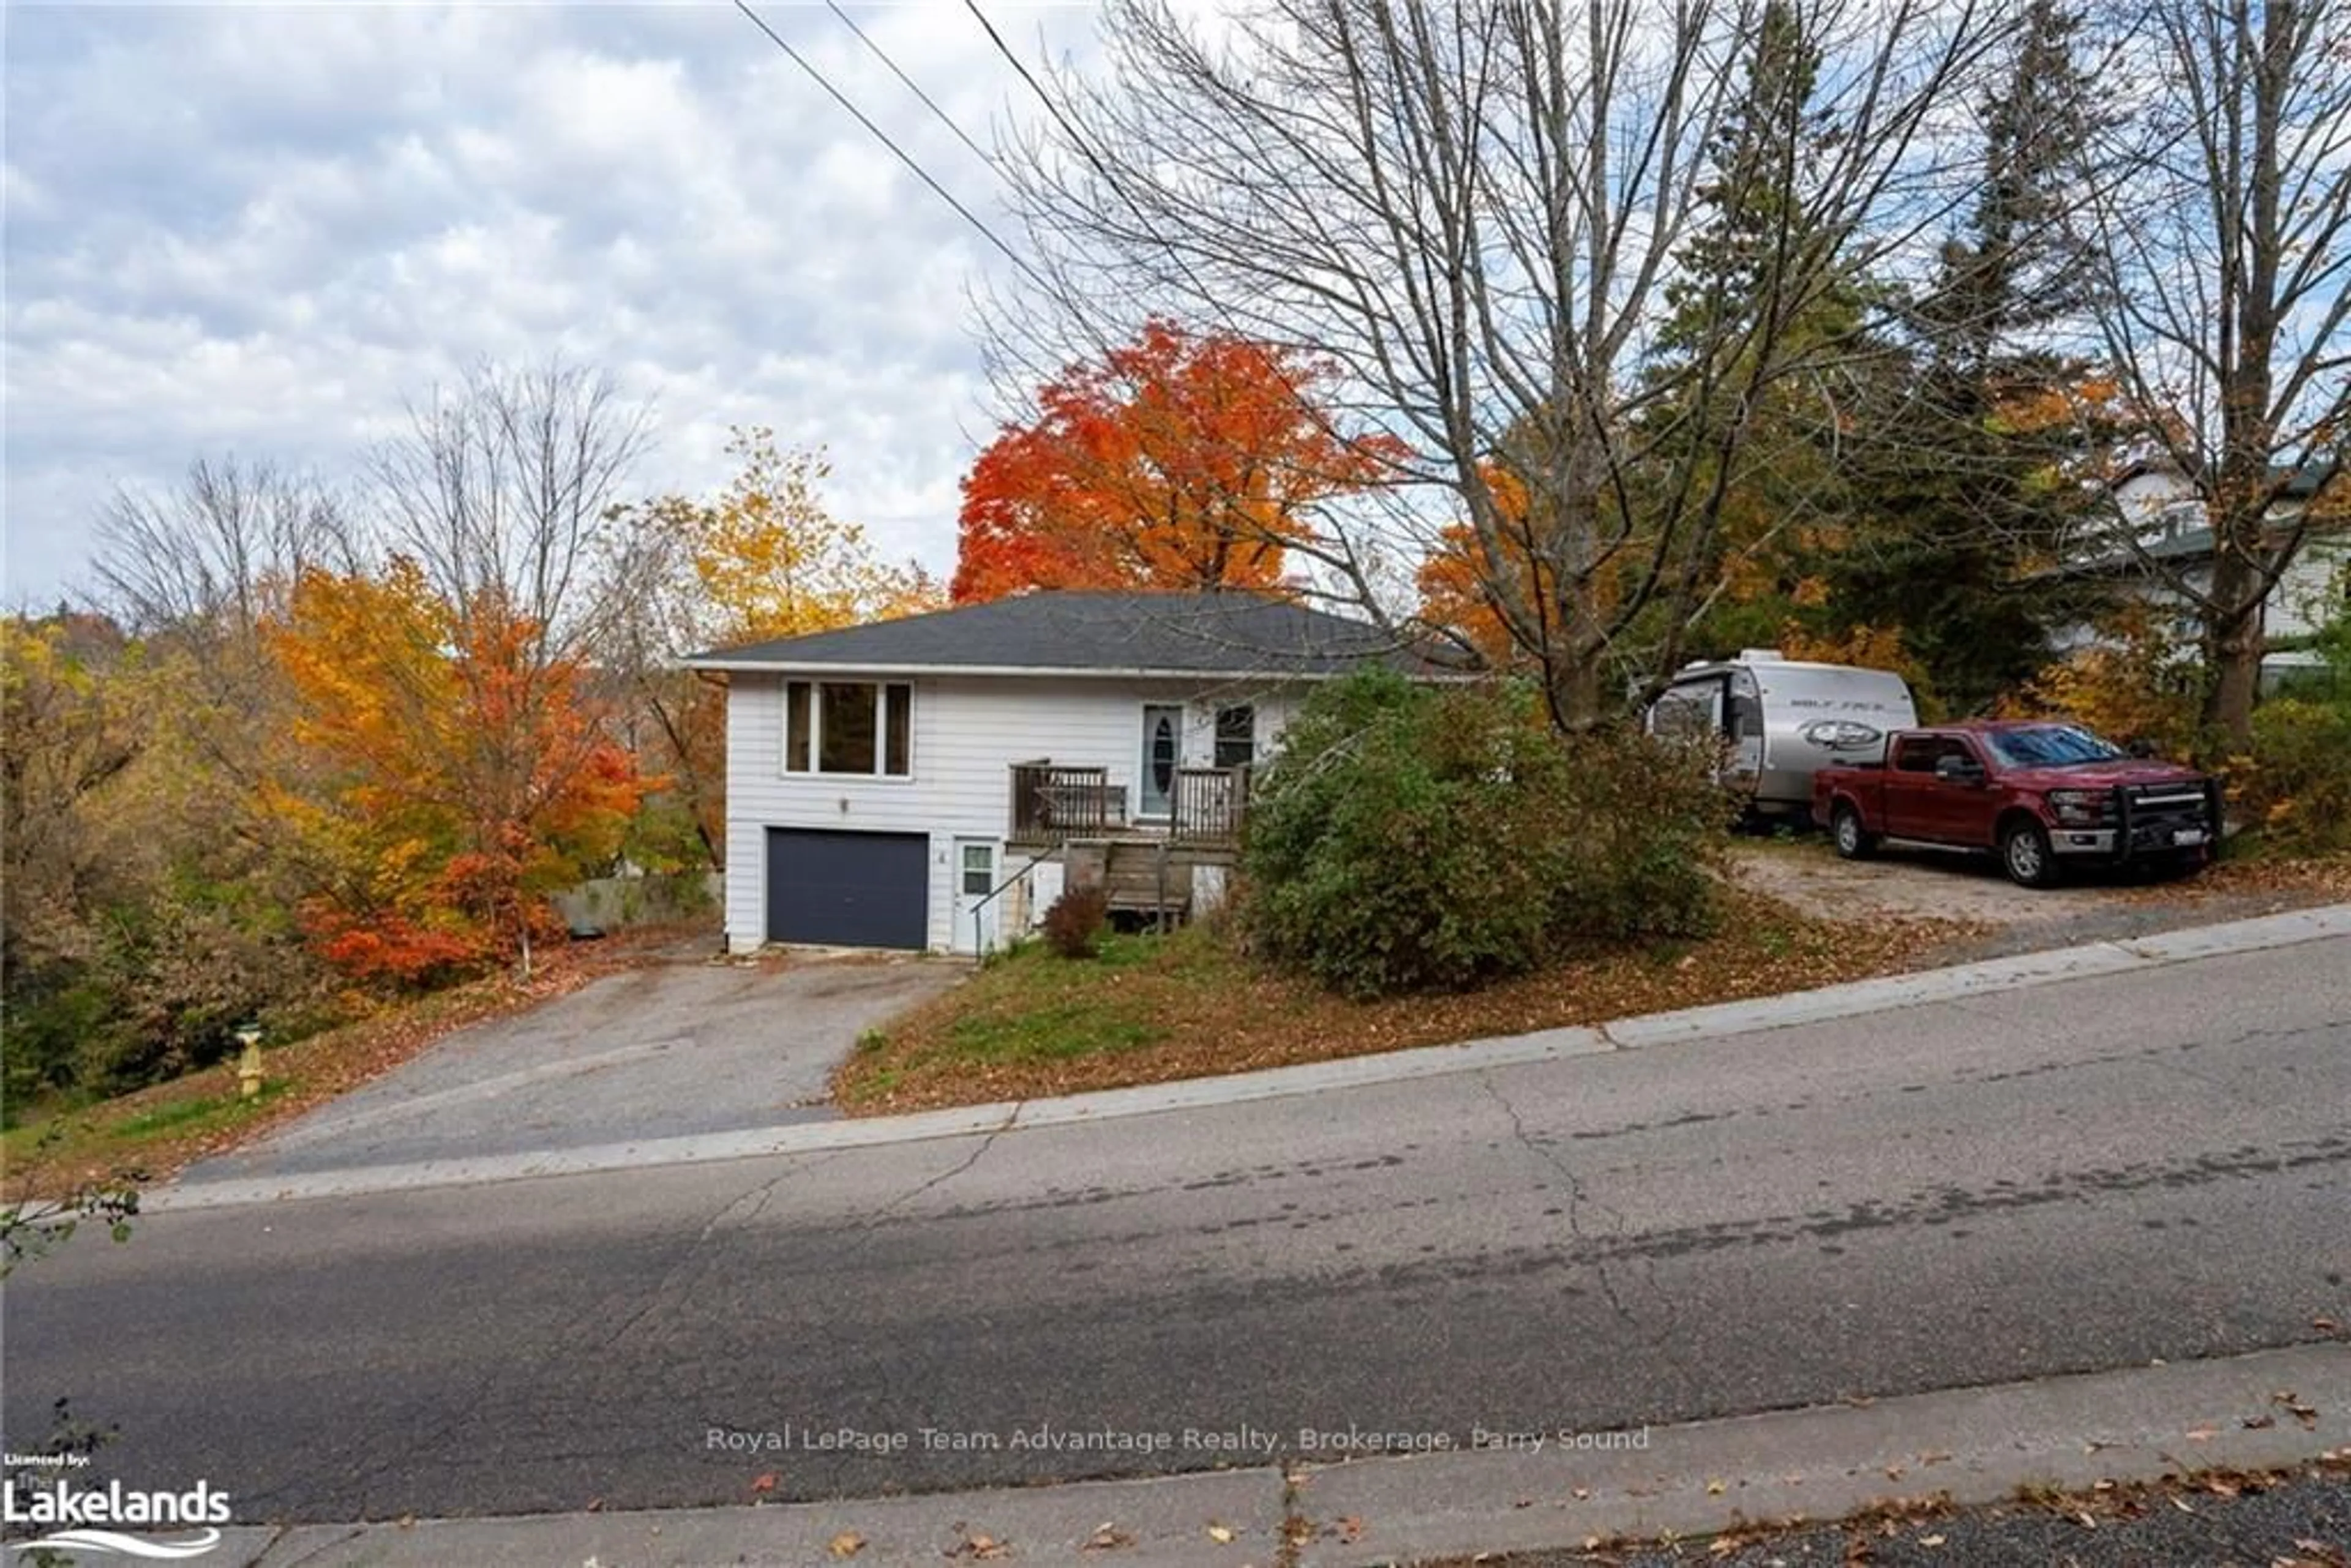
[2000,819,2061,888]
[1831,803,1877,861]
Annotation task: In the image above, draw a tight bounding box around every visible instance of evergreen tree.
[1629,0,1875,673]
[1829,0,2113,714]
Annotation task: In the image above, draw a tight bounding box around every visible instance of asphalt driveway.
[176,951,964,1186]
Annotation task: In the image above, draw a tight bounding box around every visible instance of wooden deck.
[1007,762,1247,852]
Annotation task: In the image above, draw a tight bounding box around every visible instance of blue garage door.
[764,829,929,950]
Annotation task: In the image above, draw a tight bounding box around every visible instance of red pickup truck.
[1812,721,2222,888]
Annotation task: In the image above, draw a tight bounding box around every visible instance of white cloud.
[2,2,1104,601]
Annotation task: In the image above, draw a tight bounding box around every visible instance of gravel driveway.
[177,951,965,1184]
[1732,837,2347,963]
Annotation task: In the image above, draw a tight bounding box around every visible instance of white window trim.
[783,679,915,781]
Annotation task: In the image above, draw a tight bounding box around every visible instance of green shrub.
[2227,586,2351,857]
[1041,883,1111,959]
[2235,694,2351,855]
[1240,669,1731,997]
[3,876,327,1108]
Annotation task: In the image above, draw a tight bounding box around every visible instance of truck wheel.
[1831,803,1877,861]
[2000,820,2061,888]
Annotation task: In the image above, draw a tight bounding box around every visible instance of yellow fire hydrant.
[235,1024,264,1099]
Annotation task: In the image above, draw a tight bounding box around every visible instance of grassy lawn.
[834,887,1978,1115]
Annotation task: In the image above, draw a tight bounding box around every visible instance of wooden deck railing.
[1010,763,1125,840]
[1171,766,1248,846]
[1010,762,1249,847]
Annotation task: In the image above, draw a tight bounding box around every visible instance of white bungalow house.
[2055,459,2347,683]
[684,590,1424,955]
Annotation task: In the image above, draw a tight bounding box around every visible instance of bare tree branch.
[984,0,2008,729]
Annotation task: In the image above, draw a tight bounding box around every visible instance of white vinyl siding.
[722,673,1303,952]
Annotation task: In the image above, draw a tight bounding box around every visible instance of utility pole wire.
[823,0,1002,173]
[961,0,1423,631]
[731,0,1046,291]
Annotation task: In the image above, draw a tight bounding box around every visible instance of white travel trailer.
[1644,651,1919,822]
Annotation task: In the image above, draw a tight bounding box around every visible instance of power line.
[961,1,1120,195]
[962,2,1408,472]
[959,0,1297,359]
[730,0,1043,288]
[823,0,1000,174]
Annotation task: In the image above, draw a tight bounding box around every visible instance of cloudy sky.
[3,1,1103,607]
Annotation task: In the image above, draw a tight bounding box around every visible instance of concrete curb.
[149,902,2351,1212]
[159,1341,2349,1567]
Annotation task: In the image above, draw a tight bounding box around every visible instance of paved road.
[175,953,962,1180]
[5,939,2345,1526]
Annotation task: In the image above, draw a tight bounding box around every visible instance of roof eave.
[677,658,1463,681]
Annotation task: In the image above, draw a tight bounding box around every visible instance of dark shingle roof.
[684,591,1421,678]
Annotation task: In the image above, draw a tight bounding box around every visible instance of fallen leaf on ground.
[2274,1390,2319,1427]
[1206,1523,1235,1544]
[749,1473,778,1496]
[827,1531,865,1558]
[1081,1521,1134,1551]
[947,1529,1009,1561]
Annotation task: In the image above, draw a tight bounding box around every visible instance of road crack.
[848,1106,1024,1243]
[1478,1070,1700,1398]
[379,1148,846,1505]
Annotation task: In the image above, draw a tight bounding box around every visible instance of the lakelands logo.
[3,1472,230,1559]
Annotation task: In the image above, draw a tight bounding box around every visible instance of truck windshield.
[1985,726,2126,768]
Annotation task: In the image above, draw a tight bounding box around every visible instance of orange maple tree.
[951,321,1403,602]
[1414,465,1627,668]
[265,561,647,984]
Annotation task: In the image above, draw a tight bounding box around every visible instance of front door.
[953,838,1000,955]
[1138,704,1182,820]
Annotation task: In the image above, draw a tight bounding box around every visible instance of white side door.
[952,839,1002,955]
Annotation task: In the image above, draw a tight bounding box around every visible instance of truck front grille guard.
[2113,781,2223,854]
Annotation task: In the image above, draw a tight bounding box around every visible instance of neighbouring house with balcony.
[684,590,1428,955]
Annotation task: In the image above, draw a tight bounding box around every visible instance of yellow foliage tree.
[649,427,940,645]
[1998,600,2202,757]
[265,560,647,983]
